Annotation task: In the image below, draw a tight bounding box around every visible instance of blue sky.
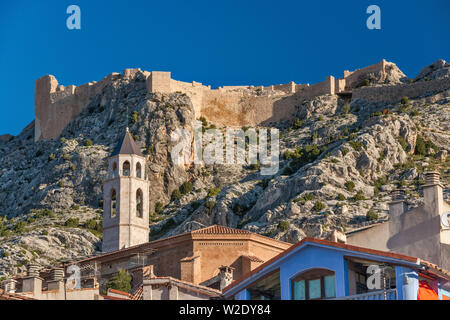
[0,0,449,135]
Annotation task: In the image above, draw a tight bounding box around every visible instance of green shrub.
[293,118,305,129]
[345,181,355,192]
[207,188,221,197]
[48,153,55,161]
[414,135,426,156]
[190,201,201,211]
[342,104,351,115]
[13,221,26,234]
[353,191,366,201]
[84,139,93,147]
[65,218,79,228]
[337,194,346,201]
[400,96,409,105]
[205,200,216,215]
[199,116,208,127]
[341,147,349,156]
[411,109,420,117]
[106,269,132,293]
[366,210,379,221]
[171,189,182,201]
[155,202,164,215]
[278,220,290,232]
[313,201,326,212]
[131,111,139,124]
[397,137,408,151]
[180,181,193,195]
[349,140,364,151]
[84,219,102,232]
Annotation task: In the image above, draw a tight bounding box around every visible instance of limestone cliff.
[0,61,449,277]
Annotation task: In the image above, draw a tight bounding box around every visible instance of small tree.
[171,189,182,201]
[414,135,426,156]
[278,220,290,232]
[180,181,193,195]
[366,210,379,221]
[106,269,132,293]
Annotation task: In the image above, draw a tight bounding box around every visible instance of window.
[248,270,281,300]
[112,162,118,178]
[111,189,117,218]
[122,161,130,176]
[136,189,143,218]
[291,269,336,300]
[136,162,142,179]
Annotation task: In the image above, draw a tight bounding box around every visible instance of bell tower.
[102,128,149,252]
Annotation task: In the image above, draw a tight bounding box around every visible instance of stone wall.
[34,60,448,141]
[34,73,119,141]
[343,60,386,89]
[352,77,450,103]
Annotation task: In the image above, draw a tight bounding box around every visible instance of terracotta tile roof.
[108,288,133,298]
[0,289,36,300]
[100,294,130,300]
[223,237,450,295]
[241,255,265,263]
[69,224,288,265]
[131,285,143,300]
[420,260,450,279]
[191,225,252,234]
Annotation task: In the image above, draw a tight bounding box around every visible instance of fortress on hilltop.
[34,60,450,141]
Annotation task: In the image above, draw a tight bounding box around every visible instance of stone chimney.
[389,189,408,217]
[329,230,347,243]
[47,268,65,291]
[218,266,234,290]
[22,264,43,297]
[422,171,444,217]
[1,278,18,293]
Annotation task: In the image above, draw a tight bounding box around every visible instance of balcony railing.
[334,289,397,300]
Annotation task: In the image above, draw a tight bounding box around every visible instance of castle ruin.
[34,59,450,141]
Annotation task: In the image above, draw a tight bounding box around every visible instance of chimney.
[422,171,444,217]
[218,266,234,290]
[47,268,65,291]
[22,264,43,297]
[329,230,347,243]
[1,278,18,293]
[389,189,408,217]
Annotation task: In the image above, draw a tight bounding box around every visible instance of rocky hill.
[0,61,449,278]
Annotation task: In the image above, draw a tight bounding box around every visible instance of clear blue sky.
[0,0,449,135]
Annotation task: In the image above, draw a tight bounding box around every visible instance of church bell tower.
[102,128,149,252]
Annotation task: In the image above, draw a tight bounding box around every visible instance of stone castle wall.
[34,60,448,141]
[352,76,450,103]
[34,73,120,141]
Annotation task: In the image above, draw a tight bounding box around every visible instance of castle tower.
[102,128,150,252]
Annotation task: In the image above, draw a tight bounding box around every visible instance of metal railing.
[334,289,397,300]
